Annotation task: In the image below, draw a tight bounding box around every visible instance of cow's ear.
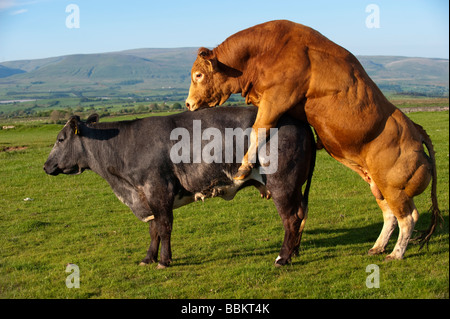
[68,115,81,135]
[86,113,99,125]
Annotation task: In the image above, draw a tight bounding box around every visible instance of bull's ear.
[198,47,219,72]
[68,115,81,135]
[198,47,214,60]
[86,113,99,125]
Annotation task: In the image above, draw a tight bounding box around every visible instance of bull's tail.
[411,123,443,250]
[301,126,317,212]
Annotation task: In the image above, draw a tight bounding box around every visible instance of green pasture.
[0,111,448,299]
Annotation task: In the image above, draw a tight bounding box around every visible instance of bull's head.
[185,47,242,111]
[43,114,98,176]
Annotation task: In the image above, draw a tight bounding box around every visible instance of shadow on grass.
[170,211,448,268]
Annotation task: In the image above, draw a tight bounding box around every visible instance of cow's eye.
[58,138,64,143]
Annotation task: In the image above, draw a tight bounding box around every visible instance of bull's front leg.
[233,104,281,180]
[233,128,258,180]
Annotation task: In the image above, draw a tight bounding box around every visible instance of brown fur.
[186,20,441,259]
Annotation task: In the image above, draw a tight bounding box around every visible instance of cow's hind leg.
[292,209,308,257]
[368,199,398,255]
[274,200,306,266]
[275,214,303,266]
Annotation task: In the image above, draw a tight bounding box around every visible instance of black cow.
[44,107,316,268]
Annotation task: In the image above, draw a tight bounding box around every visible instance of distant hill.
[0,48,448,98]
[357,56,449,96]
[0,65,26,78]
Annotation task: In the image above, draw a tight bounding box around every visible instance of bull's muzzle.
[185,99,195,111]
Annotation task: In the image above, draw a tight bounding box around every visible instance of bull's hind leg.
[385,196,419,260]
[368,199,397,255]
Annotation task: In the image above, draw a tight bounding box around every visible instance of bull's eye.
[194,72,204,82]
[58,138,64,143]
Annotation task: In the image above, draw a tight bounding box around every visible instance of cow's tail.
[301,126,316,214]
[411,122,443,250]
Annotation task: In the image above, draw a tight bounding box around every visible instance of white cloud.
[10,8,27,14]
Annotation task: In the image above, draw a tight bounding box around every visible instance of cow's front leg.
[154,210,174,269]
[140,220,160,265]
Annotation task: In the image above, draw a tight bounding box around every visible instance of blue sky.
[0,0,448,62]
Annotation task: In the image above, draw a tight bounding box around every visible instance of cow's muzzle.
[43,162,61,175]
[44,163,83,175]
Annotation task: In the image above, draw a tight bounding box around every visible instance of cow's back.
[165,107,312,196]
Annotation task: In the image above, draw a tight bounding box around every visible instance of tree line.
[0,102,185,121]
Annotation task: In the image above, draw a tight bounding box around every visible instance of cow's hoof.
[274,260,291,267]
[156,263,168,269]
[140,257,157,265]
[233,166,252,180]
[274,255,291,267]
[260,190,271,200]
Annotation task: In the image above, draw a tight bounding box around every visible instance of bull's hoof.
[139,262,148,266]
[233,166,252,180]
[368,248,385,256]
[385,254,402,261]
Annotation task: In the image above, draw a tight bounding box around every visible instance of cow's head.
[185,47,241,111]
[44,114,99,176]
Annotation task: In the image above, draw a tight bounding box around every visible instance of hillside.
[357,56,449,96]
[0,48,448,99]
[0,65,26,78]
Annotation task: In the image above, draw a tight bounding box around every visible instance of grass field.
[0,110,448,299]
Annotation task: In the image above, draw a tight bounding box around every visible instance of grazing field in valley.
[0,110,448,299]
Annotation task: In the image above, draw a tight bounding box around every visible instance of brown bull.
[186,20,441,260]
